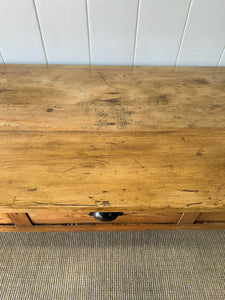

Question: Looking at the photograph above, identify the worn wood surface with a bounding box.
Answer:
[0,65,225,132]
[0,130,225,213]
[0,65,225,216]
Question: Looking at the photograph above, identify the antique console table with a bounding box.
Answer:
[0,65,224,231]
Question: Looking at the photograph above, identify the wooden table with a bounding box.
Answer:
[0,65,225,231]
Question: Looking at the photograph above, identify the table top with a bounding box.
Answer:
[0,65,225,213]
[0,65,225,132]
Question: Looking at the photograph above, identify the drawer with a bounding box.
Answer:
[28,212,182,225]
[0,213,14,224]
[196,212,225,223]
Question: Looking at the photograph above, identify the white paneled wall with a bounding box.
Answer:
[0,0,224,66]
[35,0,90,64]
[177,0,225,66]
[135,0,190,66]
[88,0,138,65]
[0,0,46,64]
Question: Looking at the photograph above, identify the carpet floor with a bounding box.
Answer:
[0,230,224,300]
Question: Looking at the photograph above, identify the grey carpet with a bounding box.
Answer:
[0,230,224,300]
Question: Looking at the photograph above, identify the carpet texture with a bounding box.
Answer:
[0,230,224,300]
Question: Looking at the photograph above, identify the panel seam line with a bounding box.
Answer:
[86,0,92,65]
[175,0,193,66]
[217,45,225,67]
[133,0,140,66]
[0,50,5,64]
[32,0,48,64]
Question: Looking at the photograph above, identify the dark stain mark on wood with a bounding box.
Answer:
[27,188,37,192]
[107,92,120,95]
[93,98,121,105]
[89,196,94,199]
[156,95,169,105]
[0,89,10,93]
[194,78,209,85]
[102,191,108,193]
[196,152,202,157]
[122,189,126,191]
[96,107,134,129]
[158,131,174,134]
[186,202,203,207]
[102,201,110,206]
[46,108,54,112]
[95,200,101,203]
[179,189,199,193]
[78,161,106,168]
[210,104,220,110]
[182,136,186,142]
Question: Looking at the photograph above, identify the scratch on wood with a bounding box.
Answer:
[179,189,199,193]
[27,188,37,192]
[186,202,203,207]
[134,160,145,169]
[98,72,108,86]
[64,167,76,172]
[217,184,225,192]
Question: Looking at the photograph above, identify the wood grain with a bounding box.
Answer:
[0,65,225,221]
[0,65,225,132]
[0,130,225,213]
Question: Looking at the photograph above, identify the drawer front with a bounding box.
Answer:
[28,212,182,225]
[0,213,13,224]
[196,212,225,223]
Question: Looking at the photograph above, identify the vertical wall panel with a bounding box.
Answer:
[35,0,90,64]
[177,0,225,66]
[218,48,225,67]
[0,0,46,64]
[135,0,190,66]
[0,52,4,64]
[88,0,138,65]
